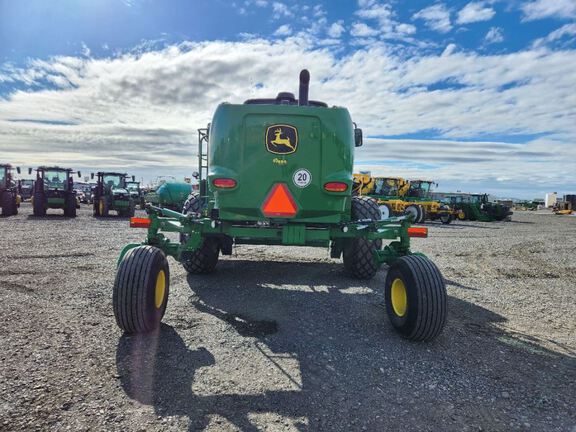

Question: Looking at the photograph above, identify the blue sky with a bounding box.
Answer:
[1,0,575,198]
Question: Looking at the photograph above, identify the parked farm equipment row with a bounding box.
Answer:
[352,173,460,224]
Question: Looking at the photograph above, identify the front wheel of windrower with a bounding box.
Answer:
[384,255,447,341]
[113,246,170,334]
[181,237,220,274]
[343,238,379,279]
[343,196,382,279]
[440,214,451,224]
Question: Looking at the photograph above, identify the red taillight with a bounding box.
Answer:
[407,227,428,238]
[262,183,298,218]
[324,182,348,192]
[130,217,151,228]
[213,178,237,188]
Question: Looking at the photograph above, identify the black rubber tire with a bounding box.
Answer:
[33,193,46,216]
[440,214,452,224]
[182,192,202,214]
[99,198,109,217]
[1,191,16,216]
[113,246,170,334]
[343,196,382,279]
[64,195,77,217]
[404,204,422,224]
[93,196,100,216]
[417,205,426,223]
[11,195,18,215]
[384,255,447,342]
[180,192,220,274]
[127,201,136,218]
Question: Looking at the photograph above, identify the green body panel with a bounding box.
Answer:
[113,200,130,208]
[208,103,354,224]
[117,86,419,271]
[47,197,65,207]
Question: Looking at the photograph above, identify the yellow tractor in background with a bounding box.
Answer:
[353,173,461,224]
[406,179,463,224]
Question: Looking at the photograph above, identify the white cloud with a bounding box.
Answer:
[532,23,576,47]
[271,1,293,18]
[350,22,380,37]
[355,1,418,40]
[274,24,292,36]
[327,21,345,38]
[0,38,575,194]
[413,4,452,33]
[485,27,504,44]
[441,43,458,56]
[522,0,576,21]
[396,23,417,35]
[457,2,496,24]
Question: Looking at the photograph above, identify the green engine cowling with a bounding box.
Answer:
[208,102,355,224]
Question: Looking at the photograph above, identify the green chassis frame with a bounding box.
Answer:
[118,205,418,268]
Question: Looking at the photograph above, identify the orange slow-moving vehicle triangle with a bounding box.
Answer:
[262,183,298,217]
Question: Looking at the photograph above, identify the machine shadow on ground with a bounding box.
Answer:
[26,214,77,220]
[430,222,504,230]
[116,259,576,431]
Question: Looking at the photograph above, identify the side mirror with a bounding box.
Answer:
[192,171,200,179]
[354,127,363,147]
[132,175,135,182]
[91,173,94,180]
[28,168,32,175]
[16,167,21,174]
[77,171,82,178]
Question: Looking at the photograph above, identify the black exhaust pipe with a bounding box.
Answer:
[298,69,310,106]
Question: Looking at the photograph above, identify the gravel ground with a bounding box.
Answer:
[1,204,575,431]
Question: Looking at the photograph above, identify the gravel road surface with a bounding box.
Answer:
[1,204,575,431]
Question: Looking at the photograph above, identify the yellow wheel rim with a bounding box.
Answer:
[99,199,104,215]
[458,212,465,220]
[154,270,166,309]
[391,278,407,317]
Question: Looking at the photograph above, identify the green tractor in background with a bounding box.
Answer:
[113,70,447,342]
[448,193,512,222]
[126,180,146,209]
[92,172,136,217]
[19,179,35,201]
[30,166,81,217]
[1,163,21,216]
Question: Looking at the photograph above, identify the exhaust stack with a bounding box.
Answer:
[298,69,310,106]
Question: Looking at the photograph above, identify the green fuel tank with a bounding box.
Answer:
[147,181,192,211]
[207,73,356,224]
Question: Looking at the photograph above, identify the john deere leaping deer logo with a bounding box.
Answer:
[266,125,298,154]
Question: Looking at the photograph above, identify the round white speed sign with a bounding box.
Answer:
[292,169,312,188]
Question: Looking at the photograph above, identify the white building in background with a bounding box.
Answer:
[545,192,557,208]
